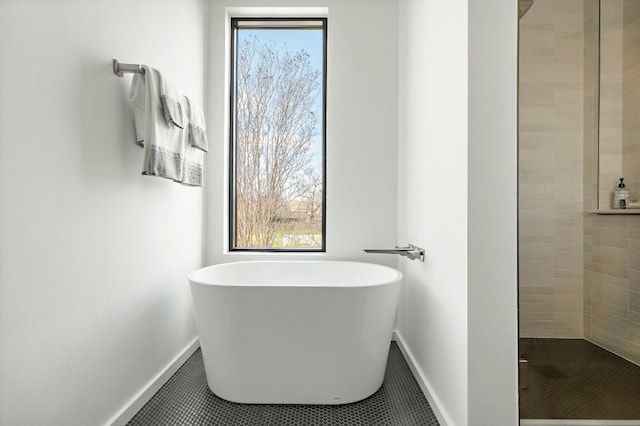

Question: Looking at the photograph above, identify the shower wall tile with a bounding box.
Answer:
[629,270,640,292]
[519,0,584,339]
[592,234,628,249]
[556,311,583,322]
[587,213,640,365]
[630,290,640,314]
[592,295,628,320]
[555,324,583,338]
[520,286,555,296]
[598,0,624,208]
[592,312,628,337]
[630,342,640,365]
[592,325,628,357]
[583,0,597,337]
[622,0,640,199]
[521,0,639,361]
[521,297,555,306]
[520,303,555,314]
[630,322,640,365]
[520,328,556,338]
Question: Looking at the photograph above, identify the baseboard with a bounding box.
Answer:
[106,337,201,426]
[392,330,453,426]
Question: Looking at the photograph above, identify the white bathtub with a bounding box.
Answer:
[188,260,402,405]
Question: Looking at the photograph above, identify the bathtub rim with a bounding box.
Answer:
[188,260,403,288]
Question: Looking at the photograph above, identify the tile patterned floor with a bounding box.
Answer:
[519,338,640,420]
[128,342,439,425]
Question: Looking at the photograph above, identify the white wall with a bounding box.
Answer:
[397,0,518,425]
[467,0,519,424]
[205,0,399,266]
[397,1,469,424]
[0,1,205,425]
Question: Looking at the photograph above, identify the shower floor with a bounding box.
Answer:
[519,338,640,420]
[127,342,439,425]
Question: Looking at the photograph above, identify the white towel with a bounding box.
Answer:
[180,130,205,187]
[159,73,185,129]
[185,96,208,152]
[179,97,206,186]
[128,66,203,186]
[128,73,146,147]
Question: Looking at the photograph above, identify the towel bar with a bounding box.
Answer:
[113,59,144,77]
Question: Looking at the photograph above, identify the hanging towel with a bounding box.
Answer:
[178,96,206,186]
[184,96,209,152]
[159,73,185,129]
[180,125,205,186]
[128,66,203,186]
[129,73,146,147]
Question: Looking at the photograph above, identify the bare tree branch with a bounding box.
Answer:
[234,35,322,248]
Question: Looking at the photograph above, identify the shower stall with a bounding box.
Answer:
[518,0,640,422]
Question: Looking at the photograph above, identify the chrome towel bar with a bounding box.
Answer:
[363,244,425,262]
[113,59,144,77]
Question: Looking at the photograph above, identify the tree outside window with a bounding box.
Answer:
[230,19,326,251]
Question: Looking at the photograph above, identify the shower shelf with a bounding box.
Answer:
[587,209,640,215]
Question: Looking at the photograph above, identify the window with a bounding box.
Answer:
[229,18,327,252]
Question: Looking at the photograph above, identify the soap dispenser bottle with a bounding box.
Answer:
[613,178,630,209]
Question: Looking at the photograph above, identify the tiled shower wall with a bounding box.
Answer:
[519,0,585,338]
[622,0,640,196]
[596,0,640,205]
[597,0,624,208]
[583,0,598,340]
[584,0,640,365]
[520,0,640,365]
[585,215,640,364]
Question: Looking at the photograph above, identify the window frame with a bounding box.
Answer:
[228,17,328,253]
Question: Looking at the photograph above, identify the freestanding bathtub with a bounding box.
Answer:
[188,260,402,405]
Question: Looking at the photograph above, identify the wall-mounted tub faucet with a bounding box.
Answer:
[363,244,425,262]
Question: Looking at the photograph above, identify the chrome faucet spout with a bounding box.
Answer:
[363,244,425,262]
